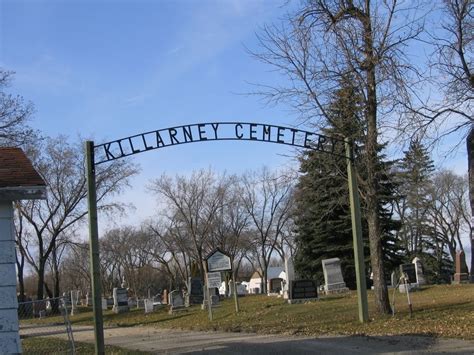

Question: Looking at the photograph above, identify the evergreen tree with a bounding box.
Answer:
[395,139,435,256]
[294,79,402,289]
[394,138,455,283]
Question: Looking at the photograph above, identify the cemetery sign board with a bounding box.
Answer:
[206,248,232,272]
[207,272,222,289]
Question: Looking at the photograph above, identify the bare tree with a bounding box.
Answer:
[251,0,426,313]
[148,169,233,280]
[60,242,91,294]
[428,170,471,270]
[15,136,138,300]
[145,216,194,287]
[409,0,473,137]
[0,69,35,146]
[241,168,294,293]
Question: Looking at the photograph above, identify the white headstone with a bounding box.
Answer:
[283,256,295,299]
[322,258,349,294]
[412,257,426,285]
[101,298,108,311]
[144,299,154,313]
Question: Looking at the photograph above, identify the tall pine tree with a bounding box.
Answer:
[392,138,453,283]
[294,79,402,289]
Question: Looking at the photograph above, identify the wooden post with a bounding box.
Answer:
[345,138,369,323]
[85,141,105,354]
[232,271,240,313]
[204,262,213,321]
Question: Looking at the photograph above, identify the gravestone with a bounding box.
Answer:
[412,257,426,285]
[288,280,318,304]
[283,256,295,299]
[144,299,154,313]
[101,298,108,311]
[137,299,145,309]
[229,281,246,297]
[453,250,469,284]
[168,290,185,314]
[187,277,204,305]
[399,264,416,283]
[322,258,349,294]
[162,289,168,305]
[201,292,220,309]
[399,263,418,293]
[128,298,137,308]
[112,287,129,314]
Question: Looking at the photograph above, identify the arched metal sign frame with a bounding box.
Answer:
[85,122,368,354]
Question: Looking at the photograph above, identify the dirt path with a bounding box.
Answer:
[65,325,474,354]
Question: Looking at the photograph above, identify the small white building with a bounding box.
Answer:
[248,267,286,294]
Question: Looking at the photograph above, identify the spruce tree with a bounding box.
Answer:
[294,79,402,289]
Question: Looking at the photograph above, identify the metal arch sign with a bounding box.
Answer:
[93,122,346,165]
[84,121,368,353]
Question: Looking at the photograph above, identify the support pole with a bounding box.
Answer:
[345,138,369,323]
[232,271,240,313]
[203,262,213,321]
[85,141,105,354]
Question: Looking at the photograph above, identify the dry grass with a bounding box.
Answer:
[27,284,474,340]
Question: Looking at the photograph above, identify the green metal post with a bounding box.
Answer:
[85,141,105,354]
[345,138,369,323]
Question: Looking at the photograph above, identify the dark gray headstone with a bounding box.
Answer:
[400,264,416,284]
[187,277,204,304]
[169,290,184,308]
[289,280,318,300]
[113,287,129,314]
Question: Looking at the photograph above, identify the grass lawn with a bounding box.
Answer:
[21,337,149,354]
[23,284,474,340]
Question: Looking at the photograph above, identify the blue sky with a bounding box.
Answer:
[2,0,302,226]
[1,0,469,235]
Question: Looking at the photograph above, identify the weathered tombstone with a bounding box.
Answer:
[144,299,154,314]
[412,257,426,285]
[101,298,108,311]
[283,256,295,299]
[453,250,469,284]
[168,290,185,314]
[288,280,318,304]
[162,289,168,305]
[112,287,129,314]
[187,277,204,305]
[322,258,349,294]
[128,297,137,308]
[137,298,145,309]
